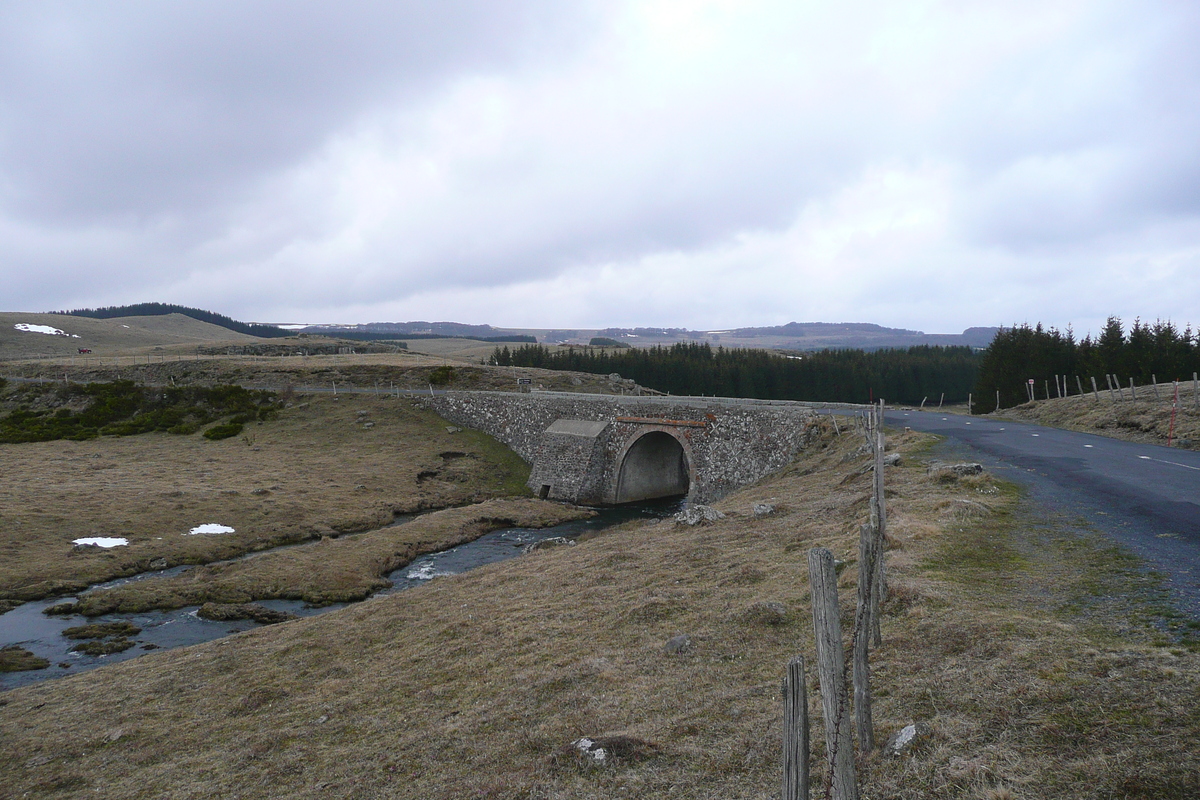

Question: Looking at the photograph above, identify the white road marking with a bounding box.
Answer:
[1084,444,1094,448]
[1138,456,1200,471]
[1032,434,1039,437]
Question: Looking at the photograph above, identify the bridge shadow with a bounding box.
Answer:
[614,431,690,503]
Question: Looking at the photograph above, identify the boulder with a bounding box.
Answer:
[522,537,576,554]
[673,505,726,526]
[148,557,169,570]
[663,634,692,654]
[566,735,661,767]
[884,721,930,757]
[928,461,983,477]
[751,502,776,517]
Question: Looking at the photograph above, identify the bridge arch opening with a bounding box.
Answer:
[615,431,690,503]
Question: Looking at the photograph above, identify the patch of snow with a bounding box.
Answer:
[73,537,128,548]
[14,323,79,338]
[121,324,130,328]
[187,523,235,535]
[405,562,454,581]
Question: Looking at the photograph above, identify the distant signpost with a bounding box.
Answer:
[517,378,532,385]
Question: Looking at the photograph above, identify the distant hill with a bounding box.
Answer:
[55,303,289,339]
[293,320,999,351]
[0,312,264,359]
[301,321,502,339]
[598,322,1000,351]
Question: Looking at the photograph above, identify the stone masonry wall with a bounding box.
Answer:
[420,391,820,504]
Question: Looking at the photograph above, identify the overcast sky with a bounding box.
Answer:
[2,1,1199,336]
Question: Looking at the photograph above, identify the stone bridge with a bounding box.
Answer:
[420,391,825,505]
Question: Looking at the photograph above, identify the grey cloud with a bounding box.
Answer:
[0,1,593,224]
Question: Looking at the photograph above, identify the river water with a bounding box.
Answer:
[0,498,683,691]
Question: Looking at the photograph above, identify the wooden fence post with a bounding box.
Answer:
[1076,375,1085,398]
[808,547,859,800]
[1194,373,1198,412]
[1129,377,1137,402]
[967,393,972,415]
[1152,375,1160,401]
[782,655,810,800]
[854,523,876,754]
[995,390,1000,412]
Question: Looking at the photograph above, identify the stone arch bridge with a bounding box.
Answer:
[420,391,826,505]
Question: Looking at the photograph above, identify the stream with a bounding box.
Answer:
[1,497,683,691]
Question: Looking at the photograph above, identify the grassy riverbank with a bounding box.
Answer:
[0,392,532,602]
[69,498,594,614]
[2,423,1196,798]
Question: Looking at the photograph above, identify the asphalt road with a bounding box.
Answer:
[888,409,1200,617]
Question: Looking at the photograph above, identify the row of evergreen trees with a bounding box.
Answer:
[490,342,981,405]
[974,318,1200,408]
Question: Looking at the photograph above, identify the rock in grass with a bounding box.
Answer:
[197,602,298,624]
[927,461,983,480]
[566,735,661,768]
[664,634,692,654]
[673,505,725,526]
[751,502,776,517]
[884,721,930,757]
[862,452,902,472]
[0,646,50,672]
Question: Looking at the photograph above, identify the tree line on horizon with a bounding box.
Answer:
[490,341,981,405]
[974,317,1200,409]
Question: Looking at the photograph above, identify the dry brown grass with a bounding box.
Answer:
[1,422,1197,799]
[995,387,1200,448]
[0,312,262,360]
[6,348,633,396]
[0,393,532,601]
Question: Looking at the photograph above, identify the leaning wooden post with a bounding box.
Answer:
[1129,377,1137,402]
[782,655,810,800]
[808,548,859,800]
[1076,375,1085,398]
[995,389,1000,412]
[870,401,887,648]
[854,523,876,754]
[1152,375,1160,401]
[1091,376,1100,402]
